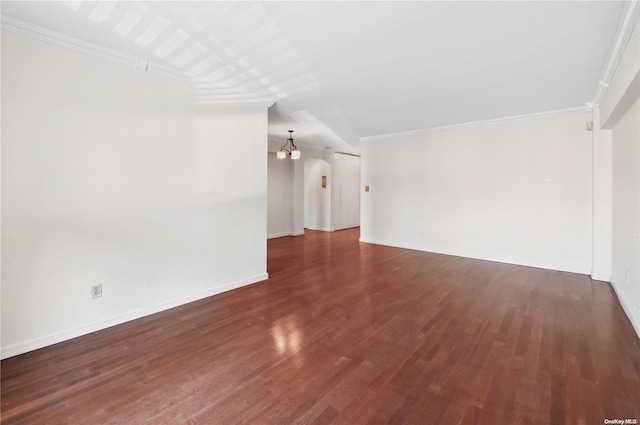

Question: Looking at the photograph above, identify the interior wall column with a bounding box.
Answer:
[291,157,305,236]
[325,147,336,231]
[592,106,613,282]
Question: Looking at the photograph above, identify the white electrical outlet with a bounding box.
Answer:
[91,283,102,299]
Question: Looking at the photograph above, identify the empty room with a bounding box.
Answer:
[1,1,640,424]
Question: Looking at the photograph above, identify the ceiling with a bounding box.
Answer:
[0,1,628,153]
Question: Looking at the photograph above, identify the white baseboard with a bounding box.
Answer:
[358,237,590,275]
[0,273,269,360]
[306,227,333,232]
[609,279,640,340]
[268,231,305,239]
[591,273,611,282]
[268,232,293,239]
[359,239,639,339]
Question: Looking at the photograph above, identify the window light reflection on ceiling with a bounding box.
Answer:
[88,2,115,24]
[171,42,206,68]
[153,30,189,58]
[134,14,170,48]
[166,3,191,16]
[59,0,314,104]
[63,1,82,12]
[205,65,237,81]
[113,2,149,37]
[236,59,250,68]
[189,58,217,76]
[219,3,266,38]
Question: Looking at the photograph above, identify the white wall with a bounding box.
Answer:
[266,142,324,238]
[600,13,640,130]
[591,107,613,282]
[361,111,592,274]
[267,153,292,238]
[333,153,361,230]
[602,16,640,337]
[291,159,305,236]
[304,158,332,231]
[1,31,268,358]
[611,97,640,335]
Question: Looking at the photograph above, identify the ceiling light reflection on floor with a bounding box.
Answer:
[270,323,303,357]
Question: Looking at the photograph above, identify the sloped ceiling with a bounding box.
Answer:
[0,1,627,153]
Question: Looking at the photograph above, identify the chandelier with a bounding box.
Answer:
[277,130,300,159]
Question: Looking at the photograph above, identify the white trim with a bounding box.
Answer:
[357,239,638,340]
[591,273,611,282]
[0,15,275,107]
[609,279,640,339]
[0,273,269,360]
[1,14,137,67]
[590,0,640,107]
[358,237,590,275]
[267,231,305,239]
[268,232,294,239]
[360,107,586,142]
[305,226,333,232]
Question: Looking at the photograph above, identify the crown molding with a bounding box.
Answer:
[589,0,640,107]
[2,14,143,67]
[360,106,587,143]
[0,14,276,107]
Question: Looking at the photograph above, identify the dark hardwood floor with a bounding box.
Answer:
[2,228,640,424]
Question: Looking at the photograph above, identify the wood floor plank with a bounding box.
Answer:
[2,228,640,424]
